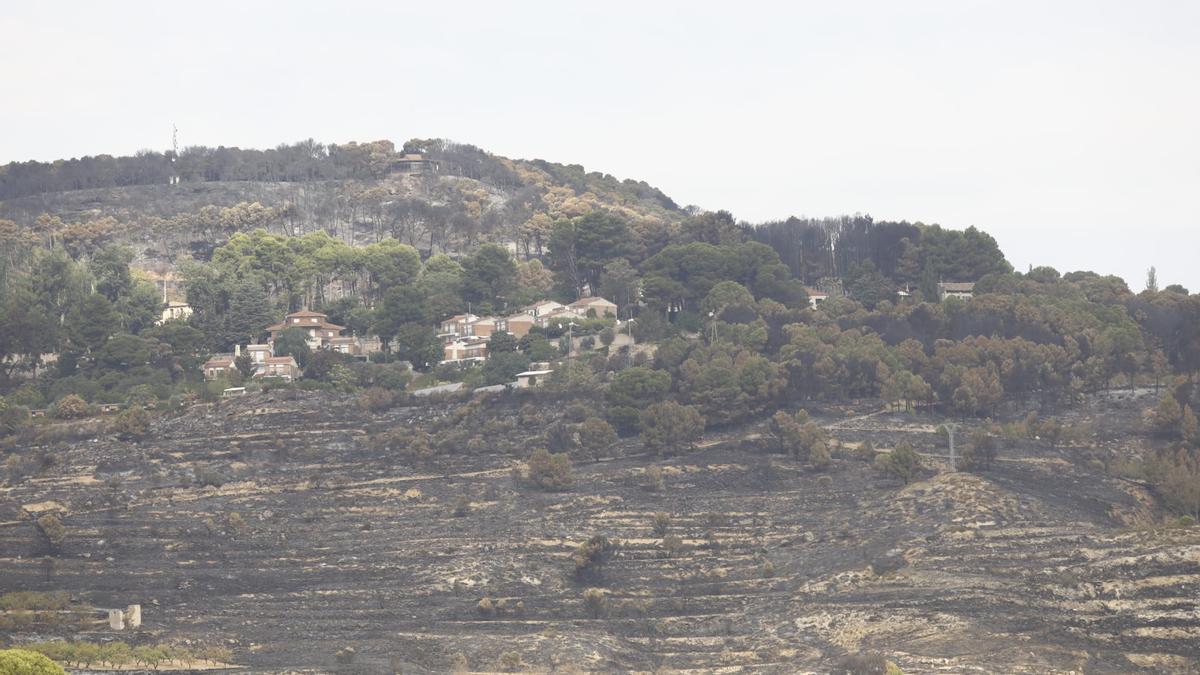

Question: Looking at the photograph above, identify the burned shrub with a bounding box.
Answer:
[651,512,672,537]
[36,514,66,553]
[573,534,617,582]
[582,588,608,617]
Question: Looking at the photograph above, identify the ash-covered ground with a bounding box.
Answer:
[2,389,1198,673]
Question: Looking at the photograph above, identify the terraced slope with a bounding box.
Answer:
[1,392,1198,673]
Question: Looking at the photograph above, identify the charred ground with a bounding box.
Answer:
[1,389,1198,674]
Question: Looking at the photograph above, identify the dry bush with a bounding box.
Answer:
[52,394,89,419]
[527,448,574,491]
[651,512,671,537]
[358,387,396,413]
[582,588,608,617]
[496,650,522,672]
[643,465,665,491]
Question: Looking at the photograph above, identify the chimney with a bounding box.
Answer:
[235,344,241,357]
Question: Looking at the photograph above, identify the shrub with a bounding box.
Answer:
[36,514,66,552]
[0,649,66,675]
[111,406,150,440]
[52,394,89,419]
[817,474,834,488]
[496,651,522,672]
[452,495,472,517]
[640,401,705,456]
[334,647,355,664]
[527,448,574,491]
[651,512,672,537]
[875,443,921,485]
[449,652,470,673]
[573,534,617,581]
[643,465,665,491]
[810,441,831,470]
[582,588,608,617]
[760,560,776,578]
[564,403,590,423]
[578,417,617,461]
[477,597,495,617]
[661,535,686,558]
[358,387,396,413]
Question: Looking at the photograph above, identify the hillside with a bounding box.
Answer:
[1,388,1198,673]
[3,139,1200,674]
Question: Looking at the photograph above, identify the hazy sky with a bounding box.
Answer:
[3,1,1198,290]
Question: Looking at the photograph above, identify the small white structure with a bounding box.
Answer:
[412,382,464,397]
[108,609,125,630]
[158,301,193,324]
[515,369,554,388]
[125,604,141,628]
[222,387,247,398]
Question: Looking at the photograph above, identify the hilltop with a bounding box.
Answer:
[0,139,685,271]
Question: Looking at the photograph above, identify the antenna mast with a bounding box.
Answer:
[169,124,180,186]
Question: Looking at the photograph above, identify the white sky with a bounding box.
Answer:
[3,1,1198,291]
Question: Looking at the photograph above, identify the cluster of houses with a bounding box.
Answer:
[438,296,617,365]
[202,309,381,382]
[201,296,619,382]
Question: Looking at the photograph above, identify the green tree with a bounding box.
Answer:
[640,400,705,455]
[1182,405,1199,447]
[273,327,312,368]
[578,417,618,461]
[393,323,442,370]
[605,367,672,434]
[599,259,641,316]
[1154,391,1184,437]
[488,330,518,354]
[65,293,120,353]
[481,351,531,386]
[548,212,631,296]
[876,442,921,484]
[462,244,517,311]
[0,648,67,674]
[225,279,275,346]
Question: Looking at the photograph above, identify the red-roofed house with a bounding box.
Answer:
[266,310,346,349]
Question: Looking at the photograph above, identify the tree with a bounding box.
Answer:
[488,330,517,354]
[1154,391,1184,437]
[225,279,275,346]
[548,212,631,296]
[235,352,255,378]
[640,400,705,455]
[481,351,531,386]
[578,417,618,461]
[273,327,312,368]
[599,259,641,316]
[1182,405,1200,447]
[65,293,119,353]
[0,649,67,675]
[462,244,517,311]
[604,367,672,434]
[393,323,442,370]
[1146,266,1159,293]
[876,443,921,484]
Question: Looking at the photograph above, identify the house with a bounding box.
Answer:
[440,313,479,337]
[245,344,272,365]
[393,153,438,174]
[266,310,346,349]
[937,282,976,301]
[256,355,300,381]
[504,313,536,338]
[442,338,489,364]
[520,300,565,318]
[569,296,618,318]
[805,288,830,308]
[202,354,236,381]
[468,317,500,339]
[158,301,193,324]
[515,369,554,388]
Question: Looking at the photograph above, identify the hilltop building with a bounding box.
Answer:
[937,282,976,301]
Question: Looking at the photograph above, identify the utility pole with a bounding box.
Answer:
[945,423,959,471]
